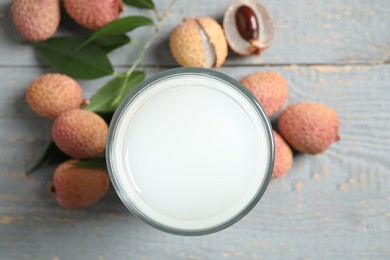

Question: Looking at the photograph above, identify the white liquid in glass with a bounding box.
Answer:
[110,74,270,231]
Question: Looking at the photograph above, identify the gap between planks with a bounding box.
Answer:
[0,61,389,70]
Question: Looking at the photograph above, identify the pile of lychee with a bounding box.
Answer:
[239,71,340,178]
[19,0,340,212]
[26,74,110,209]
[169,2,340,178]
[12,0,124,41]
[11,0,128,210]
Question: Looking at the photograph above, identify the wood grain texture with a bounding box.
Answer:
[1,0,389,258]
[0,0,389,66]
[1,65,389,259]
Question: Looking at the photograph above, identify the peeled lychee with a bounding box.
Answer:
[170,17,228,68]
[26,74,84,119]
[272,131,293,178]
[278,102,340,154]
[64,0,124,30]
[52,109,108,159]
[240,71,288,117]
[12,0,60,41]
[52,160,110,209]
[223,0,275,56]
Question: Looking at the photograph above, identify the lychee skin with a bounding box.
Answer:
[52,109,108,159]
[12,0,60,42]
[272,131,293,178]
[64,0,124,30]
[52,160,110,209]
[170,17,228,68]
[26,74,84,119]
[240,71,288,117]
[196,17,228,68]
[278,102,340,154]
[170,18,205,67]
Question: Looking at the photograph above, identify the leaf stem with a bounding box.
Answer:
[125,0,176,77]
[131,39,146,50]
[112,0,176,107]
[153,8,162,21]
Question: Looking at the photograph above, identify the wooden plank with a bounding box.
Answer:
[0,65,389,259]
[0,0,389,67]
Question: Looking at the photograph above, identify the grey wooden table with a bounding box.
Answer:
[1,0,390,259]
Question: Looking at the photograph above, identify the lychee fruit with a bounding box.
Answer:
[278,102,340,154]
[170,17,228,68]
[52,160,110,209]
[223,1,275,56]
[11,0,60,42]
[272,131,293,178]
[240,71,288,117]
[64,0,124,30]
[26,74,84,119]
[52,109,108,159]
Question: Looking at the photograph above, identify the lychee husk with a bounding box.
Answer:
[52,160,110,209]
[170,17,228,68]
[196,17,228,68]
[64,0,124,30]
[223,0,275,56]
[272,131,293,178]
[278,102,340,154]
[26,74,84,119]
[11,0,60,42]
[170,18,206,68]
[240,71,288,117]
[52,109,108,159]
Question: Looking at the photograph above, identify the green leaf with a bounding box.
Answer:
[79,16,153,49]
[85,71,145,113]
[123,0,155,9]
[27,142,70,174]
[95,112,115,124]
[93,34,131,53]
[73,159,107,169]
[37,37,114,79]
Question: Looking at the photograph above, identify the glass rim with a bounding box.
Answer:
[106,67,275,236]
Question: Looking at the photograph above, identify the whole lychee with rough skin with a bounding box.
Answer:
[51,160,110,209]
[52,109,108,159]
[272,131,293,178]
[11,0,60,41]
[170,17,228,68]
[240,71,288,117]
[26,74,84,119]
[278,102,340,154]
[64,0,124,30]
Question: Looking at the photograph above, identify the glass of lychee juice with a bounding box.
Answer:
[106,68,274,235]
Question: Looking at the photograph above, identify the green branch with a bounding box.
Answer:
[112,0,177,107]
